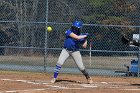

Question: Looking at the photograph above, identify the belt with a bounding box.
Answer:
[64,47,78,52]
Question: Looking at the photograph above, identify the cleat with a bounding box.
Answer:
[87,77,93,84]
[51,78,56,83]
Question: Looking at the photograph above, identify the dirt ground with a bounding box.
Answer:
[0,71,140,93]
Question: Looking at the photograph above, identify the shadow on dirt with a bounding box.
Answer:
[56,79,83,84]
[131,84,140,86]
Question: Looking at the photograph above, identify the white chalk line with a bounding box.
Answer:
[122,89,140,90]
[1,78,50,85]
[4,88,140,93]
[0,78,140,92]
[5,87,86,93]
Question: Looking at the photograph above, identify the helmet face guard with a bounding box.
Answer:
[71,26,81,35]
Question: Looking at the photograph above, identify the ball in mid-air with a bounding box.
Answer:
[47,26,52,32]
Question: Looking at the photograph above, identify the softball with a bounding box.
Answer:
[47,26,52,32]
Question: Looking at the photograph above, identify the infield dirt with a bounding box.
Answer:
[0,71,140,93]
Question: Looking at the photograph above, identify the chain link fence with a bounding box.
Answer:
[0,0,140,76]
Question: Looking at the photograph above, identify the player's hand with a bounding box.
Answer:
[84,33,90,36]
[82,40,87,48]
[82,33,90,38]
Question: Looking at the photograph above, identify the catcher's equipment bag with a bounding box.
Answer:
[130,59,138,73]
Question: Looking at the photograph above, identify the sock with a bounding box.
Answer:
[53,64,61,78]
[81,69,90,79]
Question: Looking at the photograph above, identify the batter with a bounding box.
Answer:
[51,21,93,84]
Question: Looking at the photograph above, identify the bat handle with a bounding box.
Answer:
[89,39,92,66]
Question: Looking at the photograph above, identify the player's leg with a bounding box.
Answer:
[71,51,93,84]
[51,49,69,83]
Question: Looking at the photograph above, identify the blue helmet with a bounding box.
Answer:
[72,21,83,28]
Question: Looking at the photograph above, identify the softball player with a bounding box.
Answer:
[51,21,93,84]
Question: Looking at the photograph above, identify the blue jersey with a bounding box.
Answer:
[64,30,85,51]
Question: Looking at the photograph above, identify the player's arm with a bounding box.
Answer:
[69,32,87,40]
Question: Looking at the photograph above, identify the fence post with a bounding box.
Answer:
[44,0,49,72]
[138,28,140,77]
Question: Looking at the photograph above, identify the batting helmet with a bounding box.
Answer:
[72,21,83,28]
